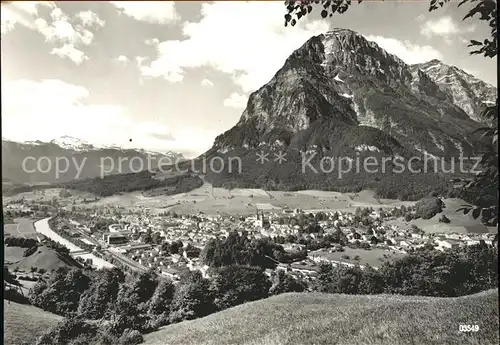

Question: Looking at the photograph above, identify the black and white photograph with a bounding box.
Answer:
[2,1,498,344]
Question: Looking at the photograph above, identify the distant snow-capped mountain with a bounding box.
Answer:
[2,137,186,184]
[49,136,96,151]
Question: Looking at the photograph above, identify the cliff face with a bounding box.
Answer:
[411,59,497,123]
[211,29,493,159]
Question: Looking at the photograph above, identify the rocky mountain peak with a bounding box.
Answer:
[49,135,95,151]
[212,28,494,160]
[412,59,497,122]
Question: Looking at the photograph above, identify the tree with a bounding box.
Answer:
[285,0,495,57]
[29,267,91,316]
[105,271,158,334]
[3,265,17,285]
[269,270,307,295]
[284,0,498,225]
[414,197,444,219]
[148,279,175,316]
[200,232,279,268]
[151,232,163,245]
[358,265,384,294]
[169,271,215,323]
[210,265,271,310]
[77,268,125,320]
[36,318,99,345]
[439,214,451,223]
[184,243,202,258]
[169,240,183,254]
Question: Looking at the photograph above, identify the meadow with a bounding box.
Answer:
[143,289,499,345]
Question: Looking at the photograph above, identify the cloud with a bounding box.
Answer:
[137,2,330,92]
[110,1,180,24]
[35,7,98,46]
[1,3,104,64]
[50,44,89,65]
[75,10,105,28]
[223,92,248,109]
[145,38,160,46]
[416,14,426,22]
[1,1,55,35]
[365,35,443,65]
[420,16,475,45]
[201,78,214,87]
[2,79,215,154]
[164,127,219,157]
[117,55,130,64]
[2,79,128,144]
[135,121,171,135]
[150,133,175,141]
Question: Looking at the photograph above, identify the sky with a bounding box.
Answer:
[1,1,497,158]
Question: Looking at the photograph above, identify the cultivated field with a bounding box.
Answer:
[9,246,82,273]
[3,188,96,207]
[310,247,406,267]
[4,185,494,235]
[70,184,492,234]
[4,246,27,265]
[3,218,39,239]
[81,183,415,216]
[386,198,498,234]
[143,289,499,345]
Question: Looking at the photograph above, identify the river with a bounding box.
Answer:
[34,217,114,269]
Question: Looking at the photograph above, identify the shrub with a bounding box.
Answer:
[4,286,30,304]
[59,190,72,198]
[414,197,444,219]
[411,224,423,234]
[23,245,38,257]
[118,329,143,345]
[439,215,451,223]
[35,318,98,345]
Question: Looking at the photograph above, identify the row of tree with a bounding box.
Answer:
[315,243,498,297]
[29,263,305,345]
[22,236,498,345]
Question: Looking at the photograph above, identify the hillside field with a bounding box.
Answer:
[144,289,499,345]
[3,218,39,239]
[4,301,63,345]
[8,245,82,273]
[5,289,497,345]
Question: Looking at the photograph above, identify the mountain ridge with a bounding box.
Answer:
[2,137,186,184]
[211,29,493,156]
[197,28,495,199]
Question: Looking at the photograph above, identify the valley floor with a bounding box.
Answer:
[31,184,496,234]
[5,186,497,235]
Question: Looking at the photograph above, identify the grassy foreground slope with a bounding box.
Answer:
[4,301,62,345]
[144,289,499,345]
